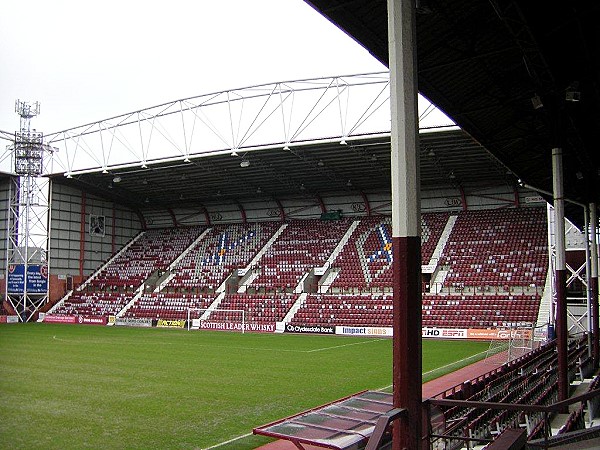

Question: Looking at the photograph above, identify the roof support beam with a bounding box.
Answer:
[201,204,211,227]
[135,209,147,231]
[235,200,247,224]
[275,198,286,221]
[168,208,178,227]
[315,195,326,214]
[388,1,422,449]
[79,192,86,278]
[552,147,568,407]
[111,205,116,256]
[360,191,371,216]
[459,186,467,211]
[590,203,599,367]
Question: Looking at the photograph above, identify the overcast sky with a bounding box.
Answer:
[1,0,389,135]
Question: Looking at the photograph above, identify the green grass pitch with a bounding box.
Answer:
[0,324,490,449]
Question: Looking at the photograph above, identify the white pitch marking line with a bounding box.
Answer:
[202,432,253,450]
[305,338,387,353]
[376,348,492,392]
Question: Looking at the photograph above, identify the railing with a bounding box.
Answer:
[423,388,600,449]
[364,408,406,450]
[427,282,543,296]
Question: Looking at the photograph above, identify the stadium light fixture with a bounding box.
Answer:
[102,168,108,174]
[340,138,347,145]
[531,94,543,110]
[565,82,581,102]
[230,150,239,157]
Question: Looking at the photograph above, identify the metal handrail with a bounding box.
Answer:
[424,387,600,449]
[364,408,406,450]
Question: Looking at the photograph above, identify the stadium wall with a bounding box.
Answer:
[114,184,544,228]
[49,183,140,283]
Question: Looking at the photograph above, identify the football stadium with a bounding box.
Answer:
[1,1,600,449]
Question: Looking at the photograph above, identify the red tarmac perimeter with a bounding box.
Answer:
[256,353,506,450]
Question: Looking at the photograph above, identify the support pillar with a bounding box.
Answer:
[79,192,86,278]
[584,205,592,359]
[552,147,568,404]
[387,0,422,448]
[590,203,599,367]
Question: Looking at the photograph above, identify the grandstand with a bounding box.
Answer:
[1,0,599,449]
[40,208,548,334]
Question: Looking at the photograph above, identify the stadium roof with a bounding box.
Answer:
[50,128,516,212]
[253,390,394,449]
[305,0,600,228]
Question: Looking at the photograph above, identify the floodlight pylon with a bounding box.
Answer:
[5,101,56,322]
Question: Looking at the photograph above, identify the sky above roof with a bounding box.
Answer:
[0,0,388,135]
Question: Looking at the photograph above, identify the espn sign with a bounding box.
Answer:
[441,329,467,338]
[422,327,467,339]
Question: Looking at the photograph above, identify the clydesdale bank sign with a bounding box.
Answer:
[284,324,335,334]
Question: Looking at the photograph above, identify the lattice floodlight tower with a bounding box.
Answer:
[5,100,56,322]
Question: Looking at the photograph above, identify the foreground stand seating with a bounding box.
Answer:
[431,335,593,447]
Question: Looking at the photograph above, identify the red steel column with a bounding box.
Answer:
[111,204,116,256]
[388,0,422,449]
[79,192,86,278]
[552,147,568,404]
[590,203,599,367]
